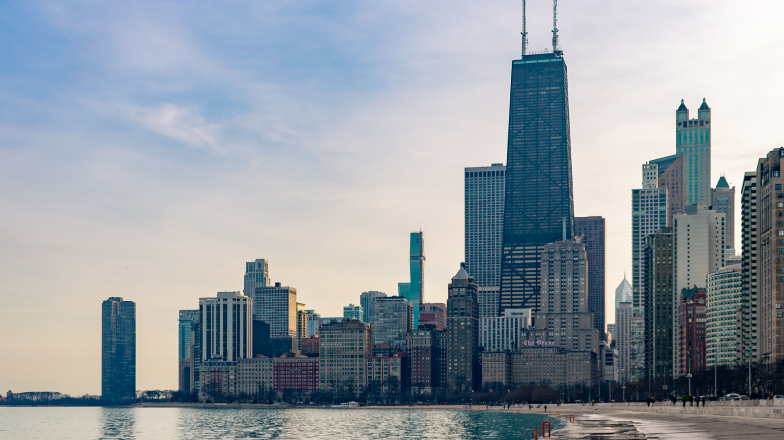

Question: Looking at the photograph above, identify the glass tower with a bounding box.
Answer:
[102,297,136,400]
[398,231,425,327]
[499,49,574,314]
[676,99,712,206]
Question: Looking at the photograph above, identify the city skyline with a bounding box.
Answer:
[3,1,784,395]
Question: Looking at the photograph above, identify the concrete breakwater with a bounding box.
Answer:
[556,402,784,420]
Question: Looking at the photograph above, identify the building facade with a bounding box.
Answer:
[318,319,371,392]
[676,99,712,207]
[741,172,759,364]
[360,291,386,323]
[446,264,480,390]
[677,287,707,375]
[254,282,297,339]
[754,148,784,364]
[237,357,273,397]
[398,231,425,328]
[199,291,253,362]
[481,351,511,387]
[273,354,319,392]
[478,287,501,318]
[643,227,675,381]
[510,348,597,388]
[418,303,446,330]
[407,325,446,392]
[631,186,669,315]
[102,297,136,400]
[500,46,574,316]
[371,296,413,350]
[575,216,607,339]
[673,206,725,375]
[479,308,530,352]
[616,302,633,383]
[367,354,403,394]
[465,163,505,290]
[649,153,684,227]
[706,264,742,368]
[244,259,269,297]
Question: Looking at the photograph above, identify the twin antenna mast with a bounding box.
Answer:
[521,0,559,57]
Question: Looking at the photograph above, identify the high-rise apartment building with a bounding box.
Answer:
[520,240,599,354]
[706,264,742,368]
[199,291,253,362]
[499,14,574,315]
[631,184,669,315]
[643,227,675,381]
[479,308,530,352]
[673,206,725,375]
[419,303,446,330]
[712,177,735,251]
[254,282,297,339]
[360,291,386,323]
[648,154,684,227]
[446,264,480,389]
[614,276,632,310]
[296,302,307,339]
[616,302,633,383]
[575,216,606,339]
[371,296,413,350]
[676,99,712,206]
[318,319,371,392]
[741,172,759,364]
[343,303,363,321]
[607,323,616,343]
[179,309,199,362]
[407,324,447,392]
[753,148,784,364]
[398,232,425,328]
[102,297,136,400]
[465,163,505,290]
[677,287,707,374]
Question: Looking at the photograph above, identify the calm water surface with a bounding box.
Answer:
[0,407,563,440]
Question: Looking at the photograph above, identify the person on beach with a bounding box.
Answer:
[544,405,547,413]
[682,395,687,407]
[646,397,651,407]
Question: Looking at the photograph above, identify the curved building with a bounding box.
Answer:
[706,264,742,367]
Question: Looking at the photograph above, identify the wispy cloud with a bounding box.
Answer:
[125,103,221,150]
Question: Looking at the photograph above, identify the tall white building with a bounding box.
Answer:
[614,276,632,311]
[465,164,505,290]
[244,259,269,298]
[706,264,742,368]
[478,286,501,318]
[631,162,669,315]
[673,205,725,375]
[199,291,253,362]
[479,308,530,352]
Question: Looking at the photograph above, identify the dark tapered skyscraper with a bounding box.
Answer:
[102,297,136,400]
[500,2,574,314]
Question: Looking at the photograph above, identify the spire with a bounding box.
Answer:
[699,98,710,110]
[677,99,688,112]
[552,0,559,53]
[521,0,528,57]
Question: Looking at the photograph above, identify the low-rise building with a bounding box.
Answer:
[236,357,273,396]
[367,354,403,394]
[510,347,597,388]
[199,360,237,402]
[273,353,319,392]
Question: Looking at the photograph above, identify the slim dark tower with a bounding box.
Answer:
[500,0,574,314]
[102,297,136,400]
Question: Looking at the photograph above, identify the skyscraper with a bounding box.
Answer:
[244,259,269,297]
[465,163,505,290]
[648,154,684,227]
[706,264,742,368]
[616,302,633,384]
[676,99,712,206]
[741,172,758,364]
[102,297,136,400]
[398,231,425,327]
[575,216,606,339]
[500,4,574,315]
[631,163,669,315]
[359,291,386,323]
[371,296,413,350]
[712,176,735,251]
[642,227,674,383]
[446,263,480,390]
[179,309,199,362]
[199,291,253,362]
[614,276,632,310]
[343,303,363,321]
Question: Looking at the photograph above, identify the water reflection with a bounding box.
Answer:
[99,407,136,439]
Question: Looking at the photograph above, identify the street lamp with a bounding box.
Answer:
[622,385,626,402]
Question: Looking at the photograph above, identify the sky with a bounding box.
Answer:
[2,0,784,396]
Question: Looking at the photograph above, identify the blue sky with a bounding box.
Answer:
[3,0,784,394]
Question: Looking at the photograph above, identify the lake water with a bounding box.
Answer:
[0,407,563,439]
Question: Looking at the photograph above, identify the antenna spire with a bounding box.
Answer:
[552,0,559,53]
[521,0,528,57]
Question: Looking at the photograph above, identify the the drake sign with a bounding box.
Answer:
[522,340,555,347]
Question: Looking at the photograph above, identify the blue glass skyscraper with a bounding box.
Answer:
[398,231,425,327]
